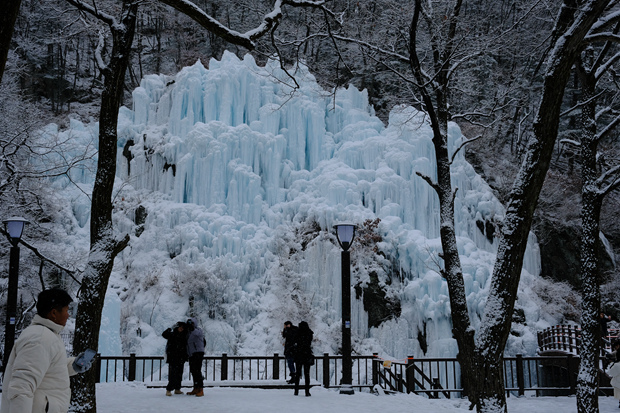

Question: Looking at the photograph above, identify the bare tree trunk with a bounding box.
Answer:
[575,52,602,413]
[408,0,478,400]
[0,0,22,84]
[408,1,612,411]
[473,2,612,411]
[68,1,137,412]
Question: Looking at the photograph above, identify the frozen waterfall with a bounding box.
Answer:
[45,51,552,360]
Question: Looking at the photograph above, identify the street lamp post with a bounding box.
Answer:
[333,223,356,395]
[2,217,28,370]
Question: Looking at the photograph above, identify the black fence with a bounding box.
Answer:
[93,353,614,398]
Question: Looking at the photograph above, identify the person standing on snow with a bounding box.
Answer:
[1,288,92,413]
[186,317,205,397]
[293,321,314,397]
[162,321,188,396]
[282,321,298,384]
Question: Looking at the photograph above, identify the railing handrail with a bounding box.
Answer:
[537,325,619,355]
[92,352,613,399]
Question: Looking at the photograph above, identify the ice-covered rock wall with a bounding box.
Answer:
[46,52,551,359]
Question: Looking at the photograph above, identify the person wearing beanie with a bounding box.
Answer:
[185,317,205,397]
[1,288,92,413]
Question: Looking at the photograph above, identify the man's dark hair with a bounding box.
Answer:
[36,288,73,316]
[284,321,292,326]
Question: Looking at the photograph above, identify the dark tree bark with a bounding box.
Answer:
[473,2,613,411]
[575,63,602,413]
[0,0,22,84]
[408,0,477,401]
[64,1,137,412]
[61,1,311,411]
[408,1,614,411]
[575,20,620,412]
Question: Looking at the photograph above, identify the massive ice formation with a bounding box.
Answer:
[48,51,550,359]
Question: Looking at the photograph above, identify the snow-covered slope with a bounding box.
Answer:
[46,52,554,359]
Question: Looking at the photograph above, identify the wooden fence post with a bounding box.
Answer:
[516,354,525,396]
[432,377,440,399]
[221,353,228,381]
[372,353,379,387]
[406,356,414,394]
[128,354,136,382]
[323,353,330,388]
[273,353,279,380]
[95,354,101,383]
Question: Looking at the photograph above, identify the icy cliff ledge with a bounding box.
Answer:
[49,51,553,359]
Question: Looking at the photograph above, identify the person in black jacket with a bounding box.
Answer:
[293,321,314,397]
[162,322,188,396]
[282,321,298,384]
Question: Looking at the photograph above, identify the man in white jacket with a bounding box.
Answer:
[1,288,91,413]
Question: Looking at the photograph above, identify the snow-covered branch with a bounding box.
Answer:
[559,90,605,117]
[595,50,620,79]
[95,29,108,74]
[415,171,440,194]
[584,32,620,43]
[450,135,482,165]
[559,138,581,147]
[0,227,81,284]
[597,164,620,196]
[588,9,620,33]
[595,112,620,142]
[329,34,410,64]
[64,0,116,26]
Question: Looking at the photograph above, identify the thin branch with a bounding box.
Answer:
[64,0,116,26]
[598,166,620,197]
[450,135,483,165]
[595,50,620,79]
[0,228,81,284]
[95,29,108,74]
[595,112,620,142]
[559,90,606,117]
[269,22,300,90]
[415,171,440,195]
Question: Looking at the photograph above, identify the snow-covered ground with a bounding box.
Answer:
[72,383,620,412]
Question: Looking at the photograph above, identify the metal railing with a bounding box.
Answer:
[93,353,614,398]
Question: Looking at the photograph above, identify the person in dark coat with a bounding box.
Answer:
[162,321,188,396]
[186,317,205,397]
[293,321,314,397]
[282,321,298,383]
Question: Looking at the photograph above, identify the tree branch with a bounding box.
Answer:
[64,0,116,26]
[595,112,620,142]
[415,171,440,195]
[0,227,81,284]
[450,135,482,165]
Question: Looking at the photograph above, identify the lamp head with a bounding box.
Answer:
[333,223,356,251]
[3,217,28,247]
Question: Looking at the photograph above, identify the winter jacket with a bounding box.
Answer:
[293,322,314,366]
[282,325,298,357]
[607,361,620,391]
[186,317,205,356]
[0,315,77,413]
[162,324,188,363]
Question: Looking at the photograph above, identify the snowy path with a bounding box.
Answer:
[93,382,620,413]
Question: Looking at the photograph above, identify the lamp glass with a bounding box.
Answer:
[3,217,28,241]
[336,225,355,244]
